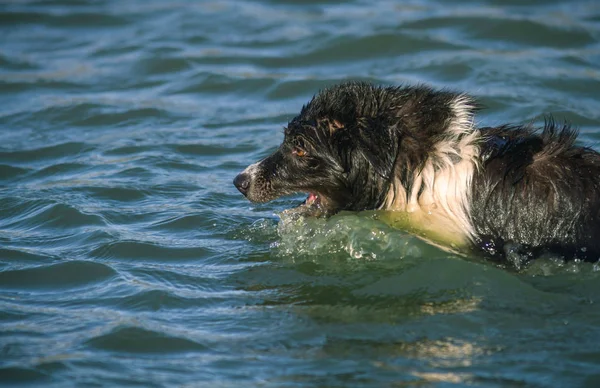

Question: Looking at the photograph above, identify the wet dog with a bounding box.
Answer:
[234,82,600,263]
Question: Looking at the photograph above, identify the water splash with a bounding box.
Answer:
[271,211,431,262]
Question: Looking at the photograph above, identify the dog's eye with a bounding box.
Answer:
[292,148,307,157]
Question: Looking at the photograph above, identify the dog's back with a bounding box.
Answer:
[472,122,600,261]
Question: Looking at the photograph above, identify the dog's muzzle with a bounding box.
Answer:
[234,162,262,199]
[233,172,250,196]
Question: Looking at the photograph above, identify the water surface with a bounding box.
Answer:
[2,0,600,386]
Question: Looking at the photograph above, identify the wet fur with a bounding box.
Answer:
[234,82,600,263]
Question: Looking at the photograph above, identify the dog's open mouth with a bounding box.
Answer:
[298,192,325,216]
[303,192,321,207]
[281,192,330,218]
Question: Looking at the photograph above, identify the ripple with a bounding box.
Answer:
[4,103,100,127]
[81,186,148,202]
[0,260,117,291]
[103,144,161,156]
[0,197,54,228]
[542,77,600,100]
[2,202,105,230]
[71,107,171,127]
[0,142,91,165]
[0,79,85,94]
[4,102,174,129]
[0,52,38,71]
[134,55,193,76]
[110,289,200,311]
[149,211,224,231]
[0,10,130,28]
[90,241,213,262]
[105,166,154,180]
[36,203,106,229]
[402,15,596,48]
[128,267,226,291]
[26,162,92,181]
[255,33,463,68]
[0,366,50,385]
[0,248,59,264]
[0,309,31,323]
[153,160,207,173]
[172,72,277,96]
[85,326,207,354]
[0,164,32,181]
[170,143,256,156]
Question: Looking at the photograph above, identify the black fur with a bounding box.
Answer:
[234,82,600,263]
[473,121,600,261]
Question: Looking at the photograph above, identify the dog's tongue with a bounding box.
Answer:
[307,193,317,203]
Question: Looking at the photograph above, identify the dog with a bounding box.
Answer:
[234,81,600,263]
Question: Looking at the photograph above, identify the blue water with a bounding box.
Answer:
[1,0,600,386]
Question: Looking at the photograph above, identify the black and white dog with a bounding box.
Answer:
[234,82,600,262]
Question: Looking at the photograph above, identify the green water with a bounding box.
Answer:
[1,0,600,386]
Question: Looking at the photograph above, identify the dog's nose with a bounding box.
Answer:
[233,173,250,195]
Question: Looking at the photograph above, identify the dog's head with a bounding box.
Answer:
[233,81,469,216]
[234,82,401,216]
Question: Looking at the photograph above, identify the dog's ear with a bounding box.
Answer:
[318,118,345,136]
[355,118,399,179]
